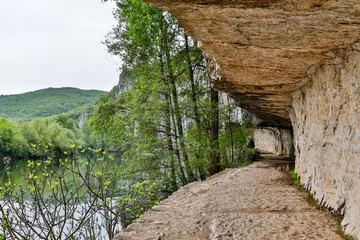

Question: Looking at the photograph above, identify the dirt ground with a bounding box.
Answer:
[114,155,341,240]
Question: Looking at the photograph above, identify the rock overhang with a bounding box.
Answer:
[142,0,360,127]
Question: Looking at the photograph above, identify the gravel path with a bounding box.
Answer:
[114,155,341,240]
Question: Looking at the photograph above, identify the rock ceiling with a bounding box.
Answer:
[143,0,360,127]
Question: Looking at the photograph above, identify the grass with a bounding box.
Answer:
[289,169,357,240]
[240,160,254,167]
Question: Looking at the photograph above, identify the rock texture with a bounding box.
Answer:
[221,93,264,125]
[78,108,91,128]
[144,0,360,127]
[114,157,340,240]
[141,0,360,238]
[254,127,293,156]
[290,47,360,237]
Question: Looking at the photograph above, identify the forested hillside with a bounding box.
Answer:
[0,87,106,122]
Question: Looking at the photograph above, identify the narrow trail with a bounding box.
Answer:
[114,154,341,240]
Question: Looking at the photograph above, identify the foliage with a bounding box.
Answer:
[0,106,107,159]
[119,177,162,228]
[0,118,29,157]
[19,119,81,158]
[218,125,258,169]
[0,1,259,238]
[0,147,163,239]
[289,169,301,187]
[80,117,109,150]
[0,87,105,122]
[91,0,257,194]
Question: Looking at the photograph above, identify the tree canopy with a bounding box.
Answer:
[91,0,258,189]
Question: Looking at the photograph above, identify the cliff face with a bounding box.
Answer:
[143,0,360,237]
[254,127,293,156]
[291,47,360,235]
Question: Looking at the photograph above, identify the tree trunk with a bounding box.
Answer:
[184,33,207,180]
[169,98,188,186]
[165,93,183,189]
[168,73,194,182]
[161,32,194,183]
[209,87,220,175]
[159,52,182,189]
[227,95,234,164]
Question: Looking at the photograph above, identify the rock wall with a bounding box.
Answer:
[221,93,264,125]
[78,108,91,129]
[290,46,360,237]
[254,127,293,156]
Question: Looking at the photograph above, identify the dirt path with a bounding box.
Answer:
[114,155,341,240]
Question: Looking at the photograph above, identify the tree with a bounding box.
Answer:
[209,87,220,175]
[0,118,28,158]
[94,0,259,185]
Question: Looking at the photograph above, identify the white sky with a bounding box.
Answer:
[0,0,120,95]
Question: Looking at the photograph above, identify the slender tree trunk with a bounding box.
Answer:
[209,87,220,175]
[227,95,234,164]
[169,98,188,186]
[162,33,195,183]
[159,52,182,189]
[169,69,195,182]
[165,93,181,190]
[184,33,207,180]
[158,14,193,184]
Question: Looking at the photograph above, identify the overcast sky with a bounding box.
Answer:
[0,0,120,95]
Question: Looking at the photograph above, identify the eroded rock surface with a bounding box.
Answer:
[291,47,360,237]
[114,158,340,240]
[144,0,360,127]
[254,127,293,156]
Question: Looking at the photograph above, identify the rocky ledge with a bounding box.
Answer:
[144,0,360,127]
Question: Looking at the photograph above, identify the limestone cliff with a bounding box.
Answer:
[291,47,360,236]
[142,0,360,238]
[78,108,91,128]
[254,127,293,156]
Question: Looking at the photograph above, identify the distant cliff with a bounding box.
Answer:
[78,108,91,128]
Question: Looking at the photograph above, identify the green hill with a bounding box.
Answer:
[0,87,106,122]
